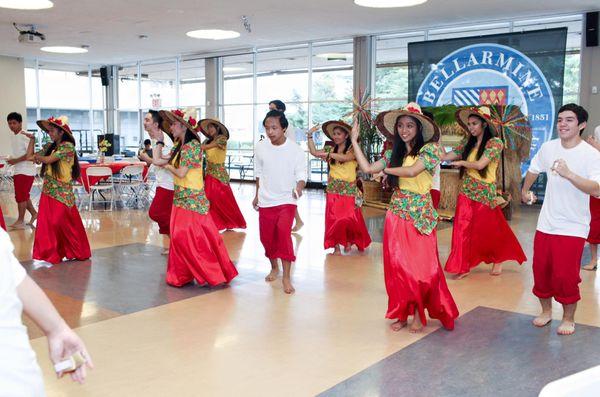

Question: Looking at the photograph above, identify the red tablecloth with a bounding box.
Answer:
[80,161,148,192]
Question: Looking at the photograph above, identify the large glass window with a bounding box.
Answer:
[179,58,206,118]
[140,60,177,110]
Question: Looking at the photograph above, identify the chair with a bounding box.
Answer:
[86,166,115,211]
[115,165,145,208]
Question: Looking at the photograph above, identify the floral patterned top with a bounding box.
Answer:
[171,140,210,214]
[39,142,76,207]
[205,136,230,184]
[380,143,441,235]
[453,137,503,208]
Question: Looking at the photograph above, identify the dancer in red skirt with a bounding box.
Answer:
[254,110,307,294]
[29,116,91,265]
[583,134,600,270]
[352,103,459,333]
[138,110,174,255]
[443,106,526,279]
[155,109,238,287]
[0,207,5,230]
[198,119,246,231]
[306,120,371,254]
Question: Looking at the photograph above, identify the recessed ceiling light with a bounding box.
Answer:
[223,66,245,72]
[41,46,88,54]
[0,0,53,9]
[354,0,427,8]
[316,53,353,61]
[186,29,240,40]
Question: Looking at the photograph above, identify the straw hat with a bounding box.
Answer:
[36,115,73,137]
[160,108,200,137]
[376,102,439,143]
[321,120,352,141]
[198,118,230,139]
[455,106,497,135]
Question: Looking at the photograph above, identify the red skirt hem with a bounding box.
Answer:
[445,194,526,274]
[205,175,247,231]
[587,196,600,243]
[383,212,459,330]
[324,193,371,250]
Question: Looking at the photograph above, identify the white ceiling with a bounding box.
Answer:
[0,0,596,66]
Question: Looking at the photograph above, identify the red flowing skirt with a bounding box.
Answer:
[383,212,459,329]
[445,194,526,274]
[0,206,5,230]
[33,194,91,264]
[167,206,238,287]
[205,175,247,231]
[588,196,600,244]
[430,189,441,210]
[149,187,174,235]
[324,193,371,250]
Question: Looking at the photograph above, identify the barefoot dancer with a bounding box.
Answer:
[306,121,371,255]
[352,103,458,333]
[443,106,526,279]
[522,104,600,336]
[254,110,307,294]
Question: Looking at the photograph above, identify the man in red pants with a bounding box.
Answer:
[7,112,37,229]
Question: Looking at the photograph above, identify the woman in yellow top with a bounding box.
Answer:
[29,116,91,264]
[443,106,526,278]
[306,120,371,255]
[351,103,458,333]
[154,110,238,287]
[198,119,246,231]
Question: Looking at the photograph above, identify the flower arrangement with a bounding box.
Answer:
[99,138,112,153]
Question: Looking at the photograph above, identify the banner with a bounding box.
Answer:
[409,28,567,169]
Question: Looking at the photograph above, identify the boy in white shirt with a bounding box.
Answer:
[0,228,93,395]
[253,110,307,294]
[521,104,600,335]
[6,112,38,229]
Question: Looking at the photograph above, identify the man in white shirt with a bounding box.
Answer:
[138,110,174,255]
[521,103,600,336]
[268,100,305,232]
[6,112,38,229]
[253,110,307,294]
[0,228,93,395]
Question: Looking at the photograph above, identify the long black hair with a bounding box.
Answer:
[169,129,199,166]
[460,114,493,179]
[42,130,81,180]
[388,115,425,189]
[330,127,352,165]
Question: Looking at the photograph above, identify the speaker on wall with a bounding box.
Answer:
[586,11,599,47]
[100,66,110,86]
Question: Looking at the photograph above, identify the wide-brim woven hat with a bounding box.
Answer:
[376,102,439,143]
[321,120,352,141]
[455,106,497,135]
[198,118,230,139]
[36,116,73,138]
[160,109,200,138]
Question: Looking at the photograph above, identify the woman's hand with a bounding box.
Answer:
[450,160,464,168]
[307,124,321,137]
[350,119,360,143]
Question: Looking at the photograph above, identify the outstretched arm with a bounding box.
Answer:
[349,120,385,175]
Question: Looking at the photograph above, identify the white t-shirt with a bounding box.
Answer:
[529,139,600,238]
[10,131,37,176]
[152,135,174,191]
[432,164,441,191]
[0,229,46,396]
[254,138,307,208]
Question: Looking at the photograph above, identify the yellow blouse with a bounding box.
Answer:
[464,137,503,184]
[45,142,74,183]
[329,151,357,183]
[205,136,228,164]
[172,141,204,190]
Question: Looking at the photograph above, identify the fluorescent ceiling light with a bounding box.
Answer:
[41,46,88,54]
[354,0,427,8]
[0,0,53,9]
[316,53,353,61]
[186,29,240,40]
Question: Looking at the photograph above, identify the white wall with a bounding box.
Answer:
[579,35,600,134]
[0,56,26,156]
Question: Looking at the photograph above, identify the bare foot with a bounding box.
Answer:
[453,272,469,280]
[390,320,407,332]
[9,223,25,230]
[557,320,575,335]
[490,263,502,276]
[332,246,342,255]
[292,220,304,233]
[161,249,169,256]
[265,268,279,282]
[27,214,37,226]
[409,316,424,333]
[532,312,552,327]
[583,260,598,271]
[282,277,295,294]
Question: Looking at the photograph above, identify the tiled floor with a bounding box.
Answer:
[3,182,600,396]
